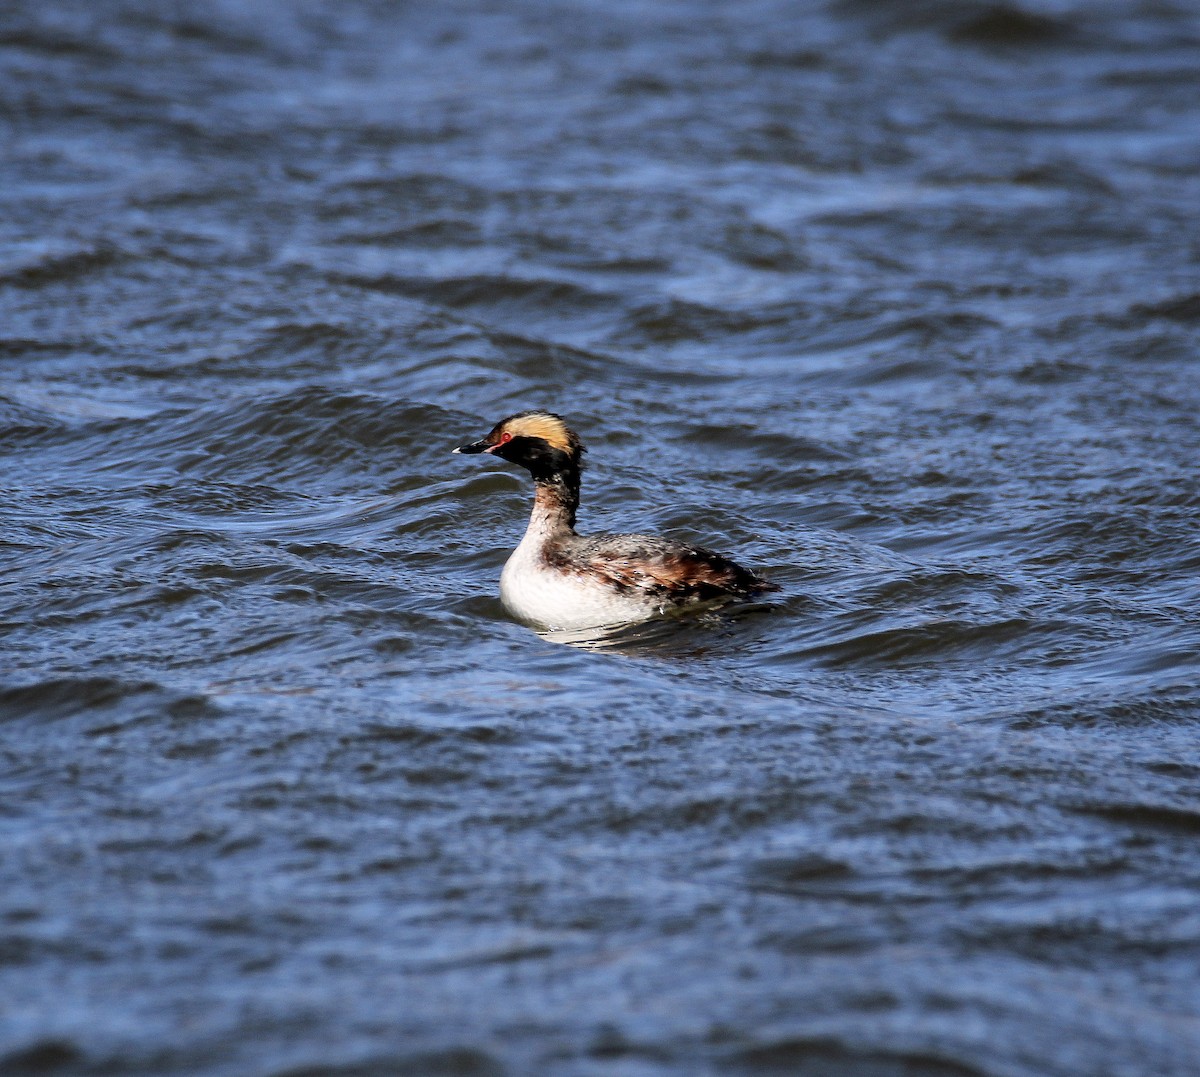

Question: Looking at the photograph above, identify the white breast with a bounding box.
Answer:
[499,533,657,632]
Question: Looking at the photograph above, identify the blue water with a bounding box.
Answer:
[3,1,1200,1074]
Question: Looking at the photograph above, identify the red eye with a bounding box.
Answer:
[499,431,513,444]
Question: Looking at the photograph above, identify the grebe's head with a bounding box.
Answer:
[453,410,585,478]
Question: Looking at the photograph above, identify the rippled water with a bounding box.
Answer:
[4,1,1200,1074]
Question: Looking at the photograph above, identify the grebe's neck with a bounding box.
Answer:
[528,463,580,534]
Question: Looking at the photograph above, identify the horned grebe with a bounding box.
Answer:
[453,410,776,632]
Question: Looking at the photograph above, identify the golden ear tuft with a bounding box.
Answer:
[498,411,579,455]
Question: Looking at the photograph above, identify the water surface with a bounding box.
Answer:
[3,1,1200,1074]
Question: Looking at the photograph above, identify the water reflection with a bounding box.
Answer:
[539,600,780,654]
